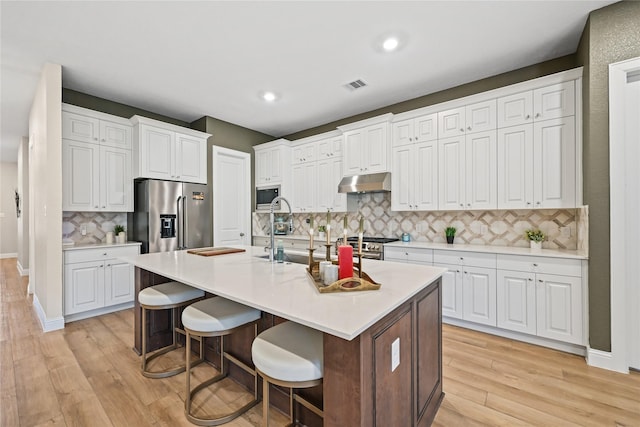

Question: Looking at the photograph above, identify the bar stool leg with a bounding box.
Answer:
[186,329,192,411]
[141,306,147,372]
[289,387,294,425]
[262,377,270,427]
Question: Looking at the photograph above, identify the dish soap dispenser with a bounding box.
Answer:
[276,240,284,263]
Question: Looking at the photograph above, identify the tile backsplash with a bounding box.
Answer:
[63,212,128,245]
[253,193,582,250]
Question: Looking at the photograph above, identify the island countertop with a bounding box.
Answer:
[121,245,445,340]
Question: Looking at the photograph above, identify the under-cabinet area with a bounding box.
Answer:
[384,242,587,353]
[63,243,140,322]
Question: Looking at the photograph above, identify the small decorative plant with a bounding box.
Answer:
[525,229,545,242]
[445,226,456,244]
[114,224,125,235]
[317,225,326,233]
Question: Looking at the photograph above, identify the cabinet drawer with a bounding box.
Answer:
[497,254,582,277]
[384,246,408,261]
[407,248,433,264]
[433,250,496,268]
[65,245,139,264]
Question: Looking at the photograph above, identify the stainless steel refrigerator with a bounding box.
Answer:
[128,179,212,253]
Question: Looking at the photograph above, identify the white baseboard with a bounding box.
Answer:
[587,347,629,373]
[63,301,134,323]
[16,260,29,276]
[0,252,17,259]
[26,280,33,295]
[32,294,65,332]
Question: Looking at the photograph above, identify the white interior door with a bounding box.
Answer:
[212,146,250,246]
[610,56,640,373]
[626,72,640,371]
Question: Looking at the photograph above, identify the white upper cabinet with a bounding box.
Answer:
[254,139,290,186]
[62,104,133,212]
[131,116,210,184]
[438,130,496,211]
[63,107,132,149]
[438,100,496,138]
[497,124,534,209]
[498,81,575,128]
[339,115,392,176]
[392,140,438,211]
[291,162,317,213]
[392,113,437,147]
[292,141,317,165]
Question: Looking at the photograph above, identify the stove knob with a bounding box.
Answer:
[370,244,378,250]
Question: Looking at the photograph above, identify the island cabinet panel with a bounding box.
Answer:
[324,278,443,427]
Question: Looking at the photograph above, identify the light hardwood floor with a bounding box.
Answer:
[1,258,639,426]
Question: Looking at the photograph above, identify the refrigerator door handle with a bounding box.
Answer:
[176,196,183,250]
[182,196,188,249]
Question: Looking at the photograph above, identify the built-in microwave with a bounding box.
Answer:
[256,185,280,211]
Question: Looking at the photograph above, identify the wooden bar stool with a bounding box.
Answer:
[251,321,324,427]
[182,297,262,426]
[138,281,205,379]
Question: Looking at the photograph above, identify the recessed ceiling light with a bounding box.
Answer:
[382,37,399,52]
[262,91,277,102]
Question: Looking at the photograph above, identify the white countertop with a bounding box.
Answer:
[384,241,588,260]
[63,241,142,251]
[121,245,445,341]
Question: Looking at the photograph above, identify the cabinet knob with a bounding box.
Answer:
[533,263,538,267]
[528,278,533,281]
[536,201,541,206]
[102,206,106,208]
[103,253,107,256]
[527,202,531,205]
[101,138,106,142]
[459,203,464,207]
[95,205,98,208]
[525,114,531,120]
[240,232,245,237]
[467,126,472,131]
[456,270,460,273]
[460,128,465,132]
[467,203,471,207]
[460,257,464,260]
[535,113,541,118]
[538,279,544,283]
[93,137,98,141]
[106,264,111,267]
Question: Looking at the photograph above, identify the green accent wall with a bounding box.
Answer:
[285,55,578,141]
[576,0,640,352]
[190,116,275,210]
[62,89,190,127]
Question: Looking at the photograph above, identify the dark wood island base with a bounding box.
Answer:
[134,266,443,426]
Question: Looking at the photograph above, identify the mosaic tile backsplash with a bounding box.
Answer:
[63,212,128,245]
[253,193,581,250]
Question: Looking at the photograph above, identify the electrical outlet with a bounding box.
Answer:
[81,224,87,236]
[391,338,400,372]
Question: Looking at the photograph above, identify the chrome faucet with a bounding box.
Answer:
[269,196,292,262]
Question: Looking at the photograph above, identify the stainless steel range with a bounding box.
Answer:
[337,236,400,260]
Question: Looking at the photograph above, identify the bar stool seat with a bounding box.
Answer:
[183,297,262,426]
[252,321,324,427]
[139,281,205,379]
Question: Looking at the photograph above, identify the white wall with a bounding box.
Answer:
[29,63,63,331]
[17,137,29,275]
[0,162,18,257]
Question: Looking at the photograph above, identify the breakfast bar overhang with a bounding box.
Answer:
[121,246,445,426]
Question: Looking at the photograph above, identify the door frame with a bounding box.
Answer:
[211,146,251,246]
[605,55,640,373]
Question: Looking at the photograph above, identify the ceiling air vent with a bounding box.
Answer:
[345,79,367,91]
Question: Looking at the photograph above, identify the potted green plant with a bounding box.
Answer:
[317,225,326,240]
[445,227,456,244]
[114,224,126,244]
[525,229,545,250]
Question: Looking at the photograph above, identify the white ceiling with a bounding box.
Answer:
[0,1,616,162]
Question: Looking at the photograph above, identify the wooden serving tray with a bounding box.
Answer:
[187,247,246,257]
[307,261,381,293]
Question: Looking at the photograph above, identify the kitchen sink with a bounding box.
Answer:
[255,253,310,265]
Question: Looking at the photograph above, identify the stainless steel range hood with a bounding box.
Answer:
[338,172,391,194]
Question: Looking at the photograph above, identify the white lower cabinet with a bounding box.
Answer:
[383,246,433,264]
[462,266,497,326]
[64,245,139,319]
[496,254,584,345]
[435,263,463,320]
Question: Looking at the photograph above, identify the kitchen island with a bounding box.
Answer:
[121,246,445,426]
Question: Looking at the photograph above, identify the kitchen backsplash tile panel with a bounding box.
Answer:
[253,193,580,250]
[63,212,128,245]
